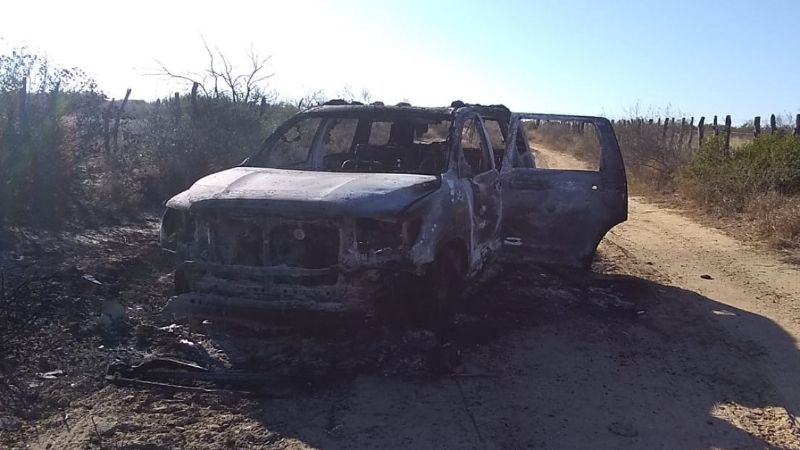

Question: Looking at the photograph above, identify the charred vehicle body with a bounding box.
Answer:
[160,101,627,321]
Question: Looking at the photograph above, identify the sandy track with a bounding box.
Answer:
[608,198,800,406]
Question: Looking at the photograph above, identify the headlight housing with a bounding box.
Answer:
[356,217,423,252]
[356,218,403,252]
[160,209,192,253]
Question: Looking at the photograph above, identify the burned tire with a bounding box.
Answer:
[174,267,190,295]
[419,246,466,326]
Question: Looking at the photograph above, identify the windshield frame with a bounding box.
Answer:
[246,107,456,175]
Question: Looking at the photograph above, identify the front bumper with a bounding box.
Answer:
[163,292,362,328]
[164,260,408,323]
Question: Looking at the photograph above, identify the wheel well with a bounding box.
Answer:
[436,239,468,272]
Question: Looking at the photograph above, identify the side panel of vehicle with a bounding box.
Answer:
[499,113,627,268]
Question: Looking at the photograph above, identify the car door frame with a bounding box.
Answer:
[499,113,627,268]
[452,111,503,272]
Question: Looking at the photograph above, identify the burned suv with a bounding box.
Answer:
[160,101,627,321]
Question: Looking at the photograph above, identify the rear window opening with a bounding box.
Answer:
[521,119,601,171]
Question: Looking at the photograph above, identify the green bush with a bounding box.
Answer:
[683,134,800,210]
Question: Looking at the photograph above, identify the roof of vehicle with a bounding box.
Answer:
[301,100,511,120]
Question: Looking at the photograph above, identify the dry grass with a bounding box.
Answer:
[744,191,800,248]
[614,121,695,190]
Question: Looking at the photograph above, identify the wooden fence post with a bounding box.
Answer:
[662,117,669,140]
[687,117,695,148]
[754,116,761,137]
[668,117,677,151]
[678,117,686,150]
[770,114,776,134]
[5,84,15,124]
[16,76,29,143]
[724,115,732,150]
[795,114,800,136]
[190,82,199,115]
[259,96,267,117]
[111,88,131,153]
[698,116,705,144]
[713,115,719,136]
[103,98,115,155]
[174,92,182,121]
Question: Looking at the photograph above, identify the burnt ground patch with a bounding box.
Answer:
[0,224,647,425]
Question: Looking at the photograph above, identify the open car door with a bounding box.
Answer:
[500,113,627,268]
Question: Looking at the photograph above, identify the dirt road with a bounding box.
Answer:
[4,148,800,449]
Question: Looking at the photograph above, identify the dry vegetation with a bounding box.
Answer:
[0,47,320,229]
[681,134,800,247]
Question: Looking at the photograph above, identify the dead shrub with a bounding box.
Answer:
[615,119,694,190]
[744,191,800,248]
[96,97,298,219]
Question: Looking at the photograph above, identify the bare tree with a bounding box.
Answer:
[295,89,328,111]
[154,38,274,103]
[335,84,373,104]
[359,88,373,104]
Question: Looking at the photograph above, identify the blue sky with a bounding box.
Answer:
[1,0,798,123]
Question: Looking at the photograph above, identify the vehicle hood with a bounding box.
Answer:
[166,167,440,218]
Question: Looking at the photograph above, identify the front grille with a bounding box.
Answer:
[209,219,264,266]
[203,216,340,271]
[269,223,339,269]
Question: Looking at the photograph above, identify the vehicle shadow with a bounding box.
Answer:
[236,262,800,449]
